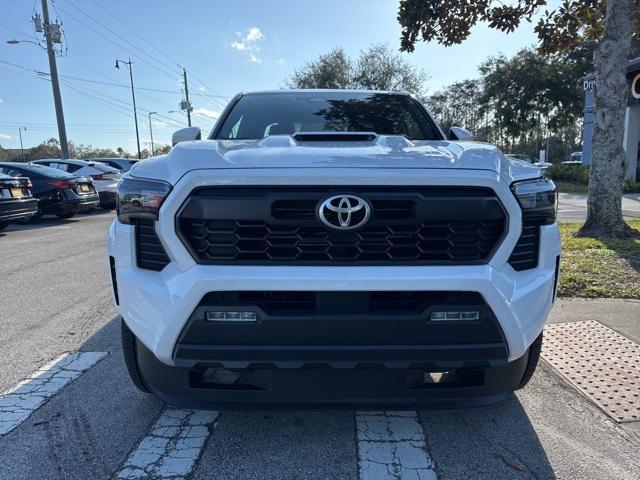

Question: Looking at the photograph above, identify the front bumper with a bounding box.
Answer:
[0,197,38,222]
[109,168,561,404]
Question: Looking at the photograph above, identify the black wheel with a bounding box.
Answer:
[121,318,151,393]
[0,221,9,231]
[516,332,543,390]
[56,212,76,219]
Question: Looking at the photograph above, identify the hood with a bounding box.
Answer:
[130,135,541,185]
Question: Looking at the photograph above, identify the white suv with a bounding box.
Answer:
[109,90,560,408]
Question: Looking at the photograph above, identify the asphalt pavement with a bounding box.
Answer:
[0,211,639,480]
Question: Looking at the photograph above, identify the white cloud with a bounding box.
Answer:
[192,108,220,120]
[230,27,265,63]
[151,120,170,129]
[0,133,11,140]
[245,27,264,42]
[275,58,286,65]
[0,98,3,103]
[197,85,206,92]
[231,41,248,51]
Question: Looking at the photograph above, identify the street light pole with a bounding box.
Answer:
[115,58,141,159]
[148,111,157,156]
[18,127,26,162]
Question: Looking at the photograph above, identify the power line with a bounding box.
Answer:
[56,0,183,81]
[0,23,40,41]
[53,3,181,82]
[86,0,230,109]
[58,0,230,113]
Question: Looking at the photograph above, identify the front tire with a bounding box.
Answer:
[0,221,9,231]
[121,319,151,393]
[515,332,543,390]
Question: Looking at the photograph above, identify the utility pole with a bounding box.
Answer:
[148,112,157,156]
[116,58,141,159]
[18,127,26,162]
[182,68,192,127]
[41,0,69,159]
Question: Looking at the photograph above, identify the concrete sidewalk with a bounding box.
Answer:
[559,193,640,222]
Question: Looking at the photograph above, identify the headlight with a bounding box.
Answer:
[116,176,172,225]
[510,177,557,224]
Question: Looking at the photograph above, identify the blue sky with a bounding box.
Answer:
[0,0,546,153]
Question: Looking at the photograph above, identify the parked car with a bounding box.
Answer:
[0,162,99,219]
[32,159,121,209]
[0,173,38,231]
[561,160,583,166]
[110,89,559,408]
[505,153,552,170]
[87,158,136,172]
[568,151,582,163]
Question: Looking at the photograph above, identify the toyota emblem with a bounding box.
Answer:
[317,194,371,230]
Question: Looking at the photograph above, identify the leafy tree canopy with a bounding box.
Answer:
[287,44,429,95]
[398,0,614,54]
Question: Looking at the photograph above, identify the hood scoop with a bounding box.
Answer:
[292,132,377,142]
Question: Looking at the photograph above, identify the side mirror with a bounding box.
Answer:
[171,126,201,146]
[449,126,474,141]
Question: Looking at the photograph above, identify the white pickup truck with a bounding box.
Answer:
[108,89,560,408]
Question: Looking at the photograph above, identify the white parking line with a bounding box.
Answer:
[0,351,107,436]
[356,411,437,480]
[116,407,219,479]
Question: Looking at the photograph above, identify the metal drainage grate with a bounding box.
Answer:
[542,320,640,423]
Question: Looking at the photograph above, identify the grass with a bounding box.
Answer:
[559,220,640,298]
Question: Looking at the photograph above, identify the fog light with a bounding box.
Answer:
[206,311,258,322]
[430,311,479,322]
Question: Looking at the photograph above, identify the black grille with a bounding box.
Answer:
[198,290,485,316]
[135,220,170,271]
[508,220,540,271]
[177,187,507,265]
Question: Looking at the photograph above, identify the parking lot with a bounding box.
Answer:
[0,210,638,479]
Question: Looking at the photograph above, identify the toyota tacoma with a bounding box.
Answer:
[109,90,560,408]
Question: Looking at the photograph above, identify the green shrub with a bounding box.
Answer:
[545,164,590,184]
[623,180,640,193]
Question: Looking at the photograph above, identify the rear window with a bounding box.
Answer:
[90,162,120,173]
[1,163,74,179]
[214,91,440,141]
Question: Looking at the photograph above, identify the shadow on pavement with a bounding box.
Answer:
[421,397,555,479]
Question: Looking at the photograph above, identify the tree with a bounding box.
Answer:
[288,44,428,95]
[288,48,352,89]
[398,0,638,238]
[351,43,428,94]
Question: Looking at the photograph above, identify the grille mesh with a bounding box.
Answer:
[135,220,170,271]
[508,220,540,271]
[180,219,505,264]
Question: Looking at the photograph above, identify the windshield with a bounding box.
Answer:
[214,91,440,140]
